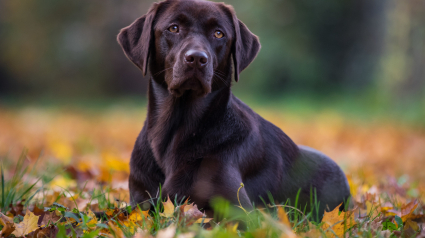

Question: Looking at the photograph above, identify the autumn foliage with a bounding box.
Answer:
[0,107,424,237]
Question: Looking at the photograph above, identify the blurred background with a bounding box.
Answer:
[0,0,425,199]
[0,0,424,117]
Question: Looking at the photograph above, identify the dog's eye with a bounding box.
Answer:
[168,25,179,33]
[214,30,224,39]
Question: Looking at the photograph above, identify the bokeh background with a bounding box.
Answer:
[0,0,425,201]
[1,0,424,112]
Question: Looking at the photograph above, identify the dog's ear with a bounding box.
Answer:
[117,3,161,76]
[226,6,261,82]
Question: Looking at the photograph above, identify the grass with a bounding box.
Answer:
[0,104,424,237]
[0,151,423,237]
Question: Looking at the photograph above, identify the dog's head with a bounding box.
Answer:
[118,0,260,98]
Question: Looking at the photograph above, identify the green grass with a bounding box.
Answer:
[1,153,422,237]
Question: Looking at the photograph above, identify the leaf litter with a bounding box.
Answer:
[0,108,424,237]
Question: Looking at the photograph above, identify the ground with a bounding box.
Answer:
[0,104,424,237]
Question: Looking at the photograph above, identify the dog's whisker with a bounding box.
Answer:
[215,70,228,78]
[214,75,228,87]
[213,72,229,87]
[153,67,173,77]
[213,71,226,80]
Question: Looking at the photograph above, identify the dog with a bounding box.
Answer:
[117,0,350,219]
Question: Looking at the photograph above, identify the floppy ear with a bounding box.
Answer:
[229,7,261,82]
[117,3,161,76]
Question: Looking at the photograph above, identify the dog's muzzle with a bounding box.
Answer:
[169,49,212,97]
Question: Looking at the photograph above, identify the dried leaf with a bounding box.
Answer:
[36,225,58,238]
[12,210,40,237]
[404,219,419,231]
[401,200,418,222]
[0,212,16,237]
[40,211,61,227]
[180,203,203,225]
[9,201,25,216]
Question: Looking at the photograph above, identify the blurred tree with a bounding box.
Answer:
[0,0,423,106]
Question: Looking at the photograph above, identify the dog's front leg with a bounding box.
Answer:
[129,130,165,210]
[192,161,253,210]
[160,164,200,204]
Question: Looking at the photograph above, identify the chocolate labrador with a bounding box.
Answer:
[117,0,350,218]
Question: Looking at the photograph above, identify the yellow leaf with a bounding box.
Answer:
[119,209,152,233]
[277,206,291,228]
[49,176,77,189]
[107,221,125,238]
[0,212,15,237]
[49,141,73,164]
[12,210,40,237]
[404,219,419,231]
[226,222,239,233]
[321,204,355,238]
[80,210,97,233]
[365,201,380,217]
[83,209,98,231]
[194,218,213,224]
[102,152,130,173]
[159,196,175,218]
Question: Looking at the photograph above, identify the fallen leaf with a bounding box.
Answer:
[0,212,16,237]
[36,225,58,238]
[404,219,419,231]
[9,201,25,216]
[118,208,152,233]
[380,202,394,214]
[108,221,125,238]
[160,196,175,218]
[401,200,418,222]
[321,204,355,238]
[179,203,203,225]
[157,225,176,238]
[194,217,213,224]
[40,211,61,227]
[277,206,291,228]
[12,210,40,237]
[259,211,297,238]
[365,201,380,217]
[85,209,98,230]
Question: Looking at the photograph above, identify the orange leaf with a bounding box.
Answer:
[401,200,418,222]
[321,204,355,238]
[277,206,291,228]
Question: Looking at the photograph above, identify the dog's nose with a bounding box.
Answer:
[184,50,208,68]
